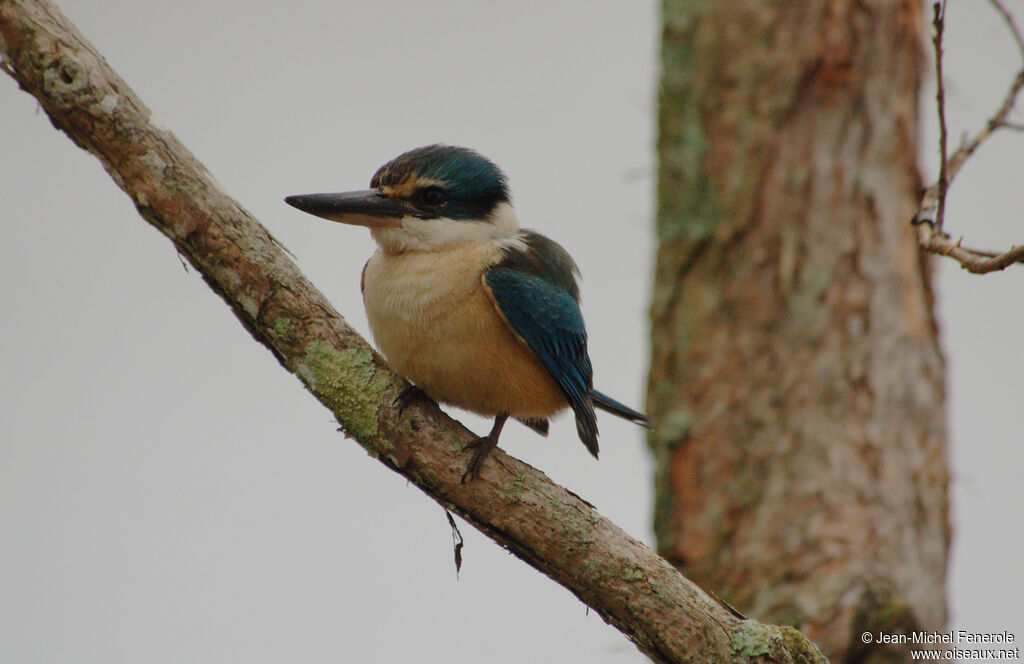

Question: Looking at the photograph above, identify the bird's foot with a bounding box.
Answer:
[460,434,499,483]
[393,384,433,417]
[460,414,508,483]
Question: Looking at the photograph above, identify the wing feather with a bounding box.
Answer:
[484,254,599,457]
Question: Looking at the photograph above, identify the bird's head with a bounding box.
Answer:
[285,145,520,253]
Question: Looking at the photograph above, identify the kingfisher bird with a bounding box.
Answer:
[285,145,647,481]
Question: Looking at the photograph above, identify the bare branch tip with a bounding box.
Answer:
[988,0,1024,60]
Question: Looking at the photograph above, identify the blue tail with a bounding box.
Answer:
[590,390,648,426]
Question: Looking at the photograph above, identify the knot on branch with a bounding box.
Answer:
[41,51,90,104]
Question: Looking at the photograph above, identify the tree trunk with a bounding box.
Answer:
[649,2,949,661]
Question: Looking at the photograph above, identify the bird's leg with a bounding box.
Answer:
[461,414,508,483]
[393,384,434,417]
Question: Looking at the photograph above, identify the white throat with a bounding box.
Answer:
[370,201,521,253]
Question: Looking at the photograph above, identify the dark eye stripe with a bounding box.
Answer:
[416,185,448,208]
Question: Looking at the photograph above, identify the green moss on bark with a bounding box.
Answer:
[302,340,388,441]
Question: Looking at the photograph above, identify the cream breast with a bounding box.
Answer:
[361,242,567,418]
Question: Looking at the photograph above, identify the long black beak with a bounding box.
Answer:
[284,190,409,228]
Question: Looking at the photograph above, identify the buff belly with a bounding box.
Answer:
[362,243,567,418]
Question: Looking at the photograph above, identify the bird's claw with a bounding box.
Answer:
[393,384,433,417]
[460,434,499,483]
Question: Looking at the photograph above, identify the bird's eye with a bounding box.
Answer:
[416,186,448,208]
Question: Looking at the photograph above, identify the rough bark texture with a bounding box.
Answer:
[649,1,949,661]
[0,1,831,662]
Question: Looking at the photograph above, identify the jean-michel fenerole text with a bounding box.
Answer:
[874,630,1015,645]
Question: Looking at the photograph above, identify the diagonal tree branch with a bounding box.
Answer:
[914,0,1024,273]
[0,1,827,662]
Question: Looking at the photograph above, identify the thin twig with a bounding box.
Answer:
[989,0,1024,59]
[915,0,1024,273]
[915,228,1024,274]
[945,69,1024,183]
[932,0,950,233]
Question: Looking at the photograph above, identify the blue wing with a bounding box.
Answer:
[484,260,599,457]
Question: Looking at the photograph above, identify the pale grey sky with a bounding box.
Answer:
[1,2,1021,662]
